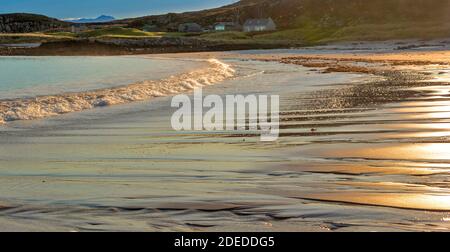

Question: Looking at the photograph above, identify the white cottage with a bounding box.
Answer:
[243,18,276,32]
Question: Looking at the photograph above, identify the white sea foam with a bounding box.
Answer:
[0,59,235,124]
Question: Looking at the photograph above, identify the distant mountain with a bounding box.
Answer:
[0,13,69,33]
[70,15,115,23]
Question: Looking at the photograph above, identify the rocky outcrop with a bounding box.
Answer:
[95,36,214,48]
[0,13,69,33]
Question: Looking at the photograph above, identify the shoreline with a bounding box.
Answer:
[0,58,234,125]
[0,39,292,56]
[2,38,450,58]
[2,46,450,231]
[3,41,449,125]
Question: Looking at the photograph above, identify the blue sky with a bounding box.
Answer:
[0,0,238,19]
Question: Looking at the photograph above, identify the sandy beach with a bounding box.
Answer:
[1,41,450,231]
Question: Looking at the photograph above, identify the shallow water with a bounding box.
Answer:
[0,58,232,124]
[0,56,204,99]
[0,55,450,231]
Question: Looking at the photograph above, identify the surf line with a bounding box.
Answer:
[0,59,235,125]
[171,87,280,142]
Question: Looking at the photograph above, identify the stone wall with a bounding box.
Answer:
[95,37,214,48]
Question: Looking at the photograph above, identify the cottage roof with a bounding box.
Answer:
[180,23,201,27]
[215,22,236,26]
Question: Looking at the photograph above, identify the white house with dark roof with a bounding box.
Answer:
[243,18,277,32]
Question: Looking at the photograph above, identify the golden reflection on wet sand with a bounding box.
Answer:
[320,143,450,161]
[276,67,450,213]
[2,53,450,231]
[298,193,450,212]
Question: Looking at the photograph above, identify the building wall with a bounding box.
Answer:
[178,24,202,32]
[243,19,277,32]
[215,24,226,31]
[244,25,275,32]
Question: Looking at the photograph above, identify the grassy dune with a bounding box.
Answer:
[76,27,167,38]
[253,22,450,44]
[3,23,450,47]
[0,27,186,44]
[325,22,450,42]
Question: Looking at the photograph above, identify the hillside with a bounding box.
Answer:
[2,1,450,45]
[124,0,450,29]
[123,0,450,43]
[0,13,69,33]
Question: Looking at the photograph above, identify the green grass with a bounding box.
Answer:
[200,31,251,41]
[253,26,339,45]
[0,28,186,44]
[323,22,450,42]
[197,28,336,46]
[45,32,77,38]
[238,21,450,45]
[199,31,306,46]
[77,27,169,38]
[3,21,450,47]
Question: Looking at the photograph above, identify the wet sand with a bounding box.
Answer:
[1,44,450,231]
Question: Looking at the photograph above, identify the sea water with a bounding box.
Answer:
[0,57,234,123]
[0,56,204,99]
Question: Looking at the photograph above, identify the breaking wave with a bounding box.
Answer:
[0,59,235,124]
